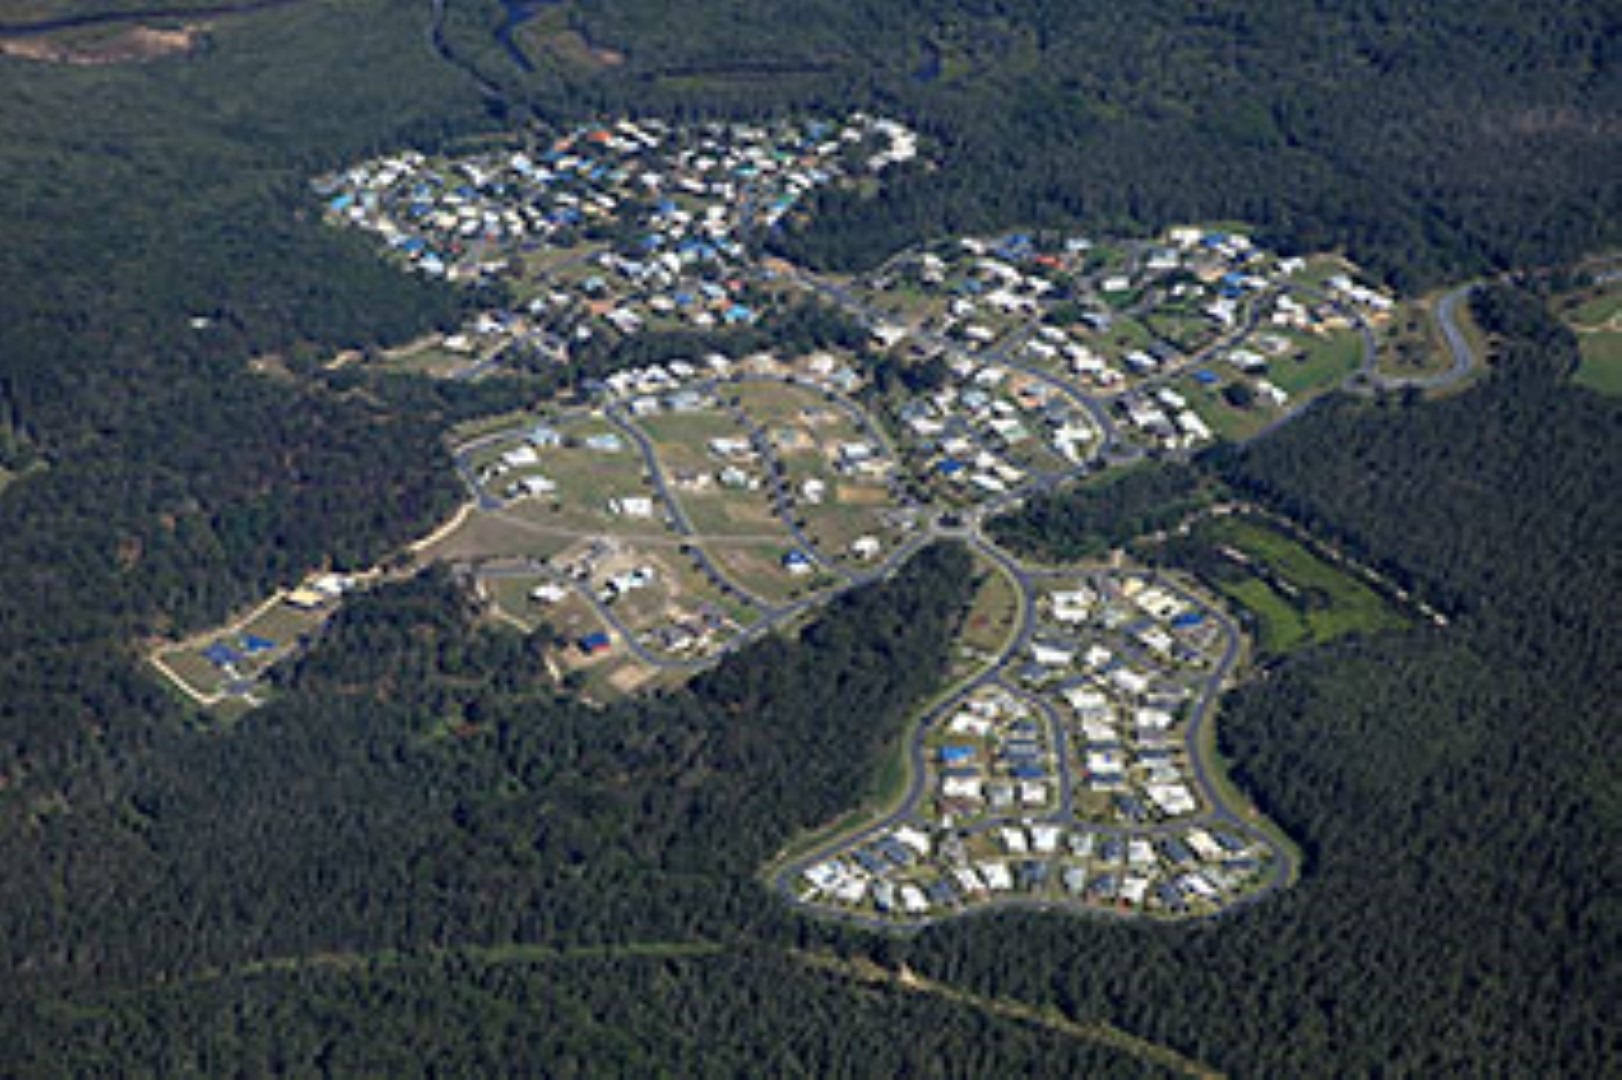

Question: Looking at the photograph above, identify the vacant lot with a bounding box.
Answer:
[1191,517,1407,656]
[1560,281,1622,396]
[1268,327,1363,397]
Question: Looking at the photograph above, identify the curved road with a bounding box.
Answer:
[767,540,1296,931]
[440,241,1490,930]
[1372,284,1479,391]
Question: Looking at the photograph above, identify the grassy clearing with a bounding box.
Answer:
[387,345,477,379]
[1268,328,1362,396]
[1094,317,1154,357]
[416,510,577,564]
[1144,308,1219,354]
[1376,297,1455,379]
[502,429,672,538]
[1200,517,1407,656]
[956,557,1019,660]
[154,646,228,700]
[1573,335,1622,396]
[514,3,626,71]
[730,379,830,424]
[1551,275,1622,395]
[1564,289,1622,329]
[238,601,326,649]
[1176,376,1275,442]
[154,594,333,705]
[677,484,783,537]
[704,540,834,606]
[799,499,896,562]
[484,574,550,632]
[662,545,764,627]
[1222,578,1309,654]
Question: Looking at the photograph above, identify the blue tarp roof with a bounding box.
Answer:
[202,643,240,667]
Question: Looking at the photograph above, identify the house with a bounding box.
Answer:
[609,496,656,519]
[501,445,541,469]
[529,583,569,605]
[781,550,814,576]
[511,475,555,499]
[1050,589,1093,624]
[850,536,882,560]
[870,323,907,350]
[1031,824,1063,854]
[892,826,932,857]
[1031,641,1075,668]
[202,642,242,668]
[285,587,330,611]
[577,631,613,657]
[979,862,1014,891]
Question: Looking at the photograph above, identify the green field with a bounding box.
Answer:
[1376,299,1454,379]
[1142,307,1219,354]
[484,574,552,632]
[487,418,673,538]
[1175,376,1275,442]
[661,546,764,628]
[418,511,579,565]
[153,593,331,705]
[637,411,789,538]
[1198,517,1408,656]
[702,540,838,606]
[954,558,1020,670]
[154,646,229,700]
[1573,336,1622,396]
[1564,289,1622,329]
[1093,317,1155,357]
[1268,328,1364,396]
[1553,278,1622,396]
[388,345,478,379]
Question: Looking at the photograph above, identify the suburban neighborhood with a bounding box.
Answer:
[149,113,1442,921]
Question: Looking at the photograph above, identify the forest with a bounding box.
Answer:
[2,280,1616,1074]
[0,0,1617,1074]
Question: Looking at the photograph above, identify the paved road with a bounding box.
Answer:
[443,249,1350,928]
[1374,284,1479,391]
[767,525,1297,930]
[457,380,942,672]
